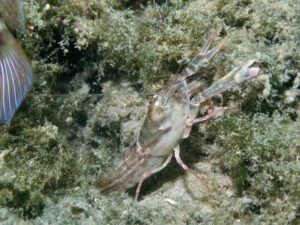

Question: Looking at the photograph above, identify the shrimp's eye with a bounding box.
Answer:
[152,95,162,106]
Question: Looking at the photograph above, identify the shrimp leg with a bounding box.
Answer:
[174,145,210,190]
[135,153,173,200]
[181,32,225,78]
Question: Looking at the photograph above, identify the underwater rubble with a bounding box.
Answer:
[0,0,299,224]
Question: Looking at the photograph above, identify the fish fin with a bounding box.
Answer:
[0,31,32,124]
[0,0,25,32]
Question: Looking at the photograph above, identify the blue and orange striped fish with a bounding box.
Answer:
[0,0,32,124]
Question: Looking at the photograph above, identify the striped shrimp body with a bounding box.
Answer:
[98,75,191,196]
[97,33,260,200]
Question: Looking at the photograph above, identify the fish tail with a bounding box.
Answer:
[0,29,32,124]
[0,0,25,32]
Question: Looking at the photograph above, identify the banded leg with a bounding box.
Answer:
[181,32,225,78]
[174,145,210,190]
[182,105,227,139]
[192,60,260,104]
[194,106,227,123]
[135,153,173,201]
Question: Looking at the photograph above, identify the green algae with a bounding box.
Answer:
[209,113,300,224]
[0,0,299,224]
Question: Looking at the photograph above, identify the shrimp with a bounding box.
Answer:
[97,32,260,200]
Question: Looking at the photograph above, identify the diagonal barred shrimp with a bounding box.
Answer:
[97,32,260,200]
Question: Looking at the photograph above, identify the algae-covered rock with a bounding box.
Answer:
[0,0,299,224]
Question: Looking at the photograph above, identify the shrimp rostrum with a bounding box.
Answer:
[97,32,260,200]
